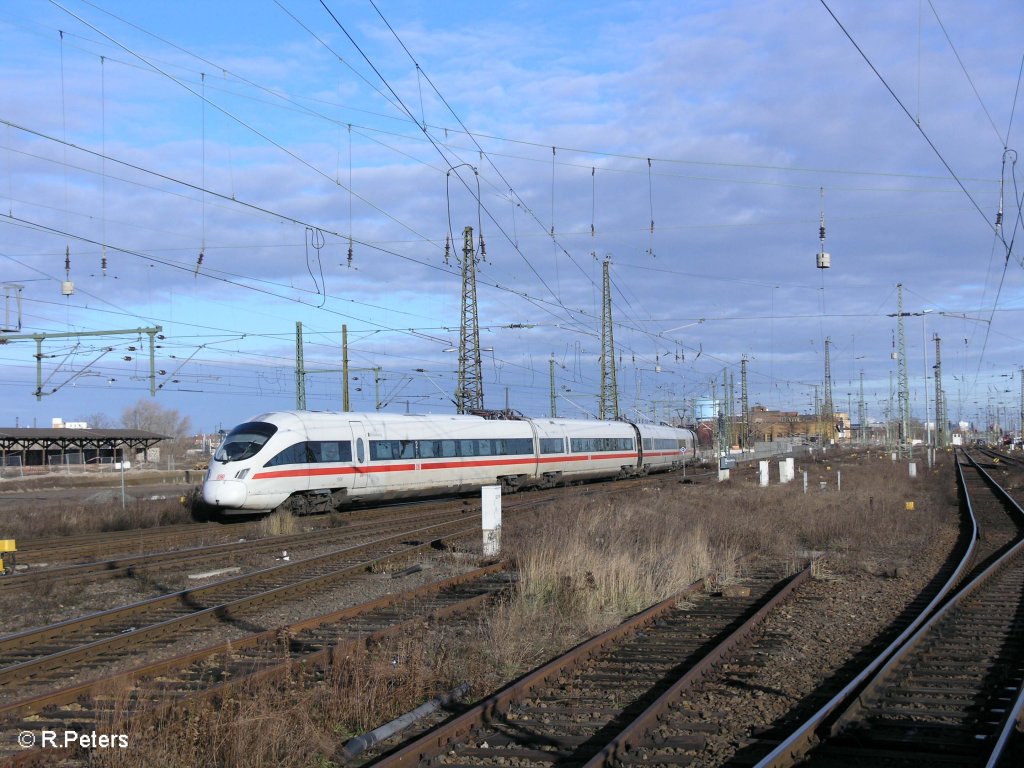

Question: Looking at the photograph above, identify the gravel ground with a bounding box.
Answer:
[1,454,983,768]
[2,543,485,707]
[634,509,961,766]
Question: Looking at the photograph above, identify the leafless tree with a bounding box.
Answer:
[121,399,192,438]
[81,412,115,429]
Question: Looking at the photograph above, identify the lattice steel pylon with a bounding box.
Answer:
[741,356,750,449]
[599,257,619,420]
[934,334,944,447]
[858,369,865,443]
[456,226,484,414]
[296,321,305,410]
[823,337,835,441]
[896,283,911,456]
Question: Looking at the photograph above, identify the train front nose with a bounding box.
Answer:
[202,479,248,508]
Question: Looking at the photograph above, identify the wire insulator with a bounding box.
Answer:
[194,251,204,276]
[443,234,451,266]
[64,246,71,277]
[101,256,107,276]
[347,242,354,267]
[479,234,487,263]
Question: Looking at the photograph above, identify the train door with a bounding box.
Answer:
[627,421,644,470]
[523,417,542,482]
[349,421,368,490]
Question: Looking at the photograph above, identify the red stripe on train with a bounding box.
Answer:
[250,452,644,481]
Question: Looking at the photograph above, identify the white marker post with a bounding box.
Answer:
[481,485,502,556]
[759,460,769,488]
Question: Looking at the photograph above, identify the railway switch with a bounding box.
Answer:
[0,539,15,575]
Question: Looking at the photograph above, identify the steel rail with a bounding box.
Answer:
[0,519,474,686]
[7,467,690,571]
[988,677,1024,768]
[752,449,981,768]
[2,566,511,767]
[365,581,708,768]
[0,506,467,588]
[578,561,816,768]
[824,525,1024,764]
[814,448,1024,766]
[0,563,508,720]
[368,560,809,768]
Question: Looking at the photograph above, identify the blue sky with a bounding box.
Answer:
[1,0,1022,434]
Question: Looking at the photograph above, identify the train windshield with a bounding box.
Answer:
[214,422,278,463]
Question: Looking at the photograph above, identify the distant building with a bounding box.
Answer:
[0,426,166,470]
[747,405,848,443]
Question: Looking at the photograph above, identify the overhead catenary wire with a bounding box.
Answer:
[926,0,1006,147]
[34,5,1003,193]
[48,0,438,250]
[9,2,1020,423]
[818,0,1000,240]
[819,0,1023,405]
[314,0,595,340]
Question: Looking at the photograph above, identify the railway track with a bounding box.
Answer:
[362,557,813,768]
[9,497,464,568]
[0,516,475,696]
[0,506,471,590]
[0,564,513,766]
[2,470,710,595]
[978,446,1024,470]
[752,447,1024,767]
[12,520,242,567]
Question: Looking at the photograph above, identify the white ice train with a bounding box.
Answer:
[201,410,696,516]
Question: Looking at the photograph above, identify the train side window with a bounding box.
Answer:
[570,438,593,452]
[370,441,393,460]
[540,437,564,454]
[441,440,457,457]
[311,441,351,463]
[356,438,364,463]
[459,440,476,457]
[399,441,415,459]
[265,442,307,467]
[516,438,533,454]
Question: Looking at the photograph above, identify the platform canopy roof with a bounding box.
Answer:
[0,428,167,454]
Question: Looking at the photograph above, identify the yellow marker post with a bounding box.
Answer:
[0,539,16,575]
[905,502,915,511]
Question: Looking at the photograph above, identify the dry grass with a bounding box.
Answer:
[257,509,299,538]
[90,626,493,768]
[71,450,956,768]
[504,497,738,634]
[0,496,193,541]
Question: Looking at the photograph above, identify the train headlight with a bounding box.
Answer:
[234,468,250,480]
